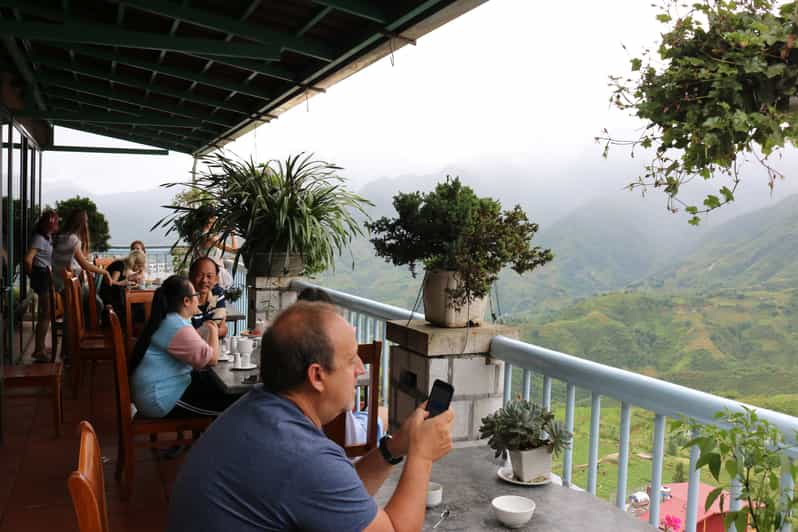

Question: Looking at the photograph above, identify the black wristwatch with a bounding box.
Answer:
[378,435,403,465]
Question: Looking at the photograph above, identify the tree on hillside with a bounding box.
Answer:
[56,196,111,251]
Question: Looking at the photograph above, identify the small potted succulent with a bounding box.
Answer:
[367,177,553,327]
[479,400,572,483]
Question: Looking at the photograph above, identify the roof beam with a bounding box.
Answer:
[16,109,199,127]
[33,57,255,116]
[43,145,169,155]
[57,122,195,153]
[67,44,272,102]
[38,76,235,129]
[190,53,297,83]
[0,19,282,60]
[45,89,221,136]
[312,0,389,24]
[113,0,336,62]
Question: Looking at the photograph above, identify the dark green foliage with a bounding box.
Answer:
[55,196,110,251]
[603,0,798,223]
[156,152,372,275]
[672,461,686,483]
[366,177,553,306]
[676,408,798,531]
[479,399,572,458]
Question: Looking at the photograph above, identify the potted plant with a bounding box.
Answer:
[157,152,371,277]
[601,0,798,224]
[674,407,797,531]
[366,177,553,327]
[479,400,572,483]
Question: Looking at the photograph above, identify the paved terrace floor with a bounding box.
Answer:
[2,329,182,532]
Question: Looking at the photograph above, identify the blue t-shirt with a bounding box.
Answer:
[167,388,378,532]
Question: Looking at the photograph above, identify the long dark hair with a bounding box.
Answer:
[59,209,90,255]
[128,275,194,373]
[34,210,59,240]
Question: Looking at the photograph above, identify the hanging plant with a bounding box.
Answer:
[600,0,798,224]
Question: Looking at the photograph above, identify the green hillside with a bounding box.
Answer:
[512,288,798,401]
[639,193,798,292]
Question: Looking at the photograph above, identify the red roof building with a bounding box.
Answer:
[640,482,743,532]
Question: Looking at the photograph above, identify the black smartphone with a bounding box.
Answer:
[426,379,454,418]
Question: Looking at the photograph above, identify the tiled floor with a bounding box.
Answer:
[1,360,184,532]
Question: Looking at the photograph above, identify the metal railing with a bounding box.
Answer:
[288,281,797,532]
[492,338,798,532]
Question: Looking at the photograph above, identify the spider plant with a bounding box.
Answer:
[156,152,372,276]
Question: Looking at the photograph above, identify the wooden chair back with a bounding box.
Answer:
[68,420,110,532]
[323,340,382,457]
[85,272,100,331]
[94,257,114,269]
[108,308,134,450]
[48,267,64,362]
[124,289,153,353]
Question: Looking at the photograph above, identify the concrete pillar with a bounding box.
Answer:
[386,320,518,443]
[247,275,299,327]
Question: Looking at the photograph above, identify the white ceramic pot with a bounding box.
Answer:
[508,446,553,483]
[422,270,488,328]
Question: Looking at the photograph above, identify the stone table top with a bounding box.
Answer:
[208,361,259,395]
[209,361,373,395]
[374,446,655,531]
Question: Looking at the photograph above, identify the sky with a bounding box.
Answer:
[42,0,667,196]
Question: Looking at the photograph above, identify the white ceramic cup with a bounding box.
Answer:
[491,495,535,528]
[238,338,253,355]
[241,353,251,368]
[426,482,443,508]
[233,353,242,369]
[230,337,239,353]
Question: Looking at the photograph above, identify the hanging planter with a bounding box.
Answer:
[601,0,798,224]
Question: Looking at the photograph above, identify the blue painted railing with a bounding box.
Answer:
[289,281,797,532]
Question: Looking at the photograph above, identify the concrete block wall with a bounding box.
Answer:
[389,345,505,442]
[247,275,299,327]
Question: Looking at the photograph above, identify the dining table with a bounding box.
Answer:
[374,446,656,531]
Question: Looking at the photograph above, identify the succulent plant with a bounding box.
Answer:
[479,399,572,458]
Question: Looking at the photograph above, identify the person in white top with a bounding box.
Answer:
[23,211,60,361]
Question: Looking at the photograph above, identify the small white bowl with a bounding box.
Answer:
[491,495,536,528]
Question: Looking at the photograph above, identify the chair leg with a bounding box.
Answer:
[115,437,125,482]
[122,439,135,500]
[52,375,62,437]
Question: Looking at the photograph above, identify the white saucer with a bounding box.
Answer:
[230,364,258,371]
[497,467,552,486]
[217,354,233,362]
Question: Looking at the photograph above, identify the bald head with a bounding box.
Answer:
[260,301,345,393]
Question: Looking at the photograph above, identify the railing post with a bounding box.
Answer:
[522,369,531,401]
[503,363,513,404]
[649,414,666,527]
[542,376,551,410]
[616,402,631,510]
[563,383,576,487]
[380,321,389,406]
[728,472,741,532]
[685,430,701,532]
[588,392,601,495]
[781,455,794,532]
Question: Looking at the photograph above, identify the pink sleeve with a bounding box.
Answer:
[167,326,214,368]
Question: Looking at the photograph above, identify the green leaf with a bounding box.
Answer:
[631,58,642,71]
[656,13,672,23]
[705,486,724,511]
[725,460,737,479]
[735,510,748,532]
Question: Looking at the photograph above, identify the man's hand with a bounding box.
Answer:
[406,403,453,463]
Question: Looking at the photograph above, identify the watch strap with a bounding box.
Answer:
[378,435,403,465]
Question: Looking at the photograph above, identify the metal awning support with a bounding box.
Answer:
[41,145,169,155]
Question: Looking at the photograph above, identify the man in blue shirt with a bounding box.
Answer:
[167,301,454,532]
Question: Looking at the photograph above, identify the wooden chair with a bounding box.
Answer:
[3,362,63,437]
[124,288,153,354]
[64,273,113,399]
[85,271,100,331]
[94,257,115,269]
[323,340,382,458]
[48,267,65,362]
[68,421,110,532]
[107,307,212,500]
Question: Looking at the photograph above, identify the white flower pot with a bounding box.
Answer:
[509,447,553,483]
[422,269,488,328]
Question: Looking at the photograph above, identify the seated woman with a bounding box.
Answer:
[129,275,238,418]
[129,240,146,254]
[189,257,228,339]
[99,250,146,317]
